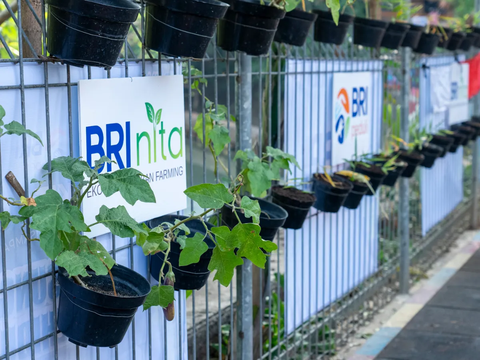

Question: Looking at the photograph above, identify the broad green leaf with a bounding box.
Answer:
[0,212,25,230]
[80,238,116,269]
[145,103,155,123]
[208,247,243,287]
[194,113,213,144]
[247,160,273,197]
[240,196,261,224]
[94,156,113,172]
[176,235,188,249]
[98,168,156,205]
[174,219,191,235]
[234,149,256,164]
[137,226,167,255]
[186,290,193,298]
[155,109,162,125]
[3,121,43,145]
[209,126,231,156]
[235,223,278,268]
[285,0,301,12]
[179,233,209,266]
[210,226,238,251]
[43,156,93,182]
[184,183,234,209]
[39,230,65,260]
[266,146,301,169]
[326,0,341,25]
[58,231,88,251]
[143,285,175,310]
[55,250,89,277]
[96,205,147,238]
[78,251,108,276]
[0,105,5,122]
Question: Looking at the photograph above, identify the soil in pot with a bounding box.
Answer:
[447,32,466,51]
[271,186,316,230]
[274,9,317,47]
[147,215,215,291]
[353,17,388,48]
[437,27,453,48]
[222,197,288,241]
[335,173,369,210]
[460,32,478,51]
[353,163,386,195]
[429,135,454,157]
[401,24,425,48]
[414,33,440,55]
[312,174,353,213]
[57,265,150,348]
[446,132,467,152]
[145,0,229,59]
[418,143,442,168]
[46,0,140,69]
[312,10,354,45]
[451,124,477,142]
[397,150,425,178]
[381,22,410,50]
[217,0,285,56]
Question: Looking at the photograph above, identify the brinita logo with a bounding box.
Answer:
[334,86,368,144]
[335,88,350,144]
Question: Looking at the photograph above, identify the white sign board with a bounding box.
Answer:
[332,72,373,166]
[79,76,187,237]
[449,62,470,125]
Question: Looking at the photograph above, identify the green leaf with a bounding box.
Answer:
[266,146,301,169]
[210,226,238,251]
[247,160,273,197]
[326,0,341,25]
[137,226,167,255]
[209,126,231,156]
[285,0,301,12]
[145,103,155,124]
[43,156,93,183]
[3,121,43,145]
[94,156,113,172]
[235,223,278,268]
[186,290,193,298]
[240,196,261,224]
[194,113,213,144]
[155,109,162,125]
[179,233,209,266]
[184,183,234,209]
[0,105,5,123]
[208,247,243,287]
[143,285,175,310]
[0,212,25,230]
[80,238,116,270]
[234,149,256,164]
[176,235,188,249]
[55,250,89,277]
[39,230,65,260]
[174,219,191,236]
[95,205,147,238]
[98,168,156,205]
[78,251,108,276]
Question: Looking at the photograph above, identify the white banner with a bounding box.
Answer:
[78,76,187,237]
[449,62,470,125]
[332,72,373,166]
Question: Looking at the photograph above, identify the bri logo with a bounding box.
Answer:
[334,86,368,144]
[86,102,183,173]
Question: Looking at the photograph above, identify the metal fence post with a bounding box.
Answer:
[236,52,253,359]
[399,45,411,294]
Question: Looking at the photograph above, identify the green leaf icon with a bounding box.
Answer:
[155,109,162,125]
[345,116,351,139]
[145,102,154,124]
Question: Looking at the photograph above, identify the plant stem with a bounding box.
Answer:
[159,244,172,282]
[77,178,98,208]
[169,208,215,232]
[0,194,23,207]
[73,275,87,288]
[107,267,117,297]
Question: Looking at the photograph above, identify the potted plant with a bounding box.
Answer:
[46,0,141,68]
[334,170,372,209]
[392,124,427,178]
[271,184,316,230]
[145,0,229,59]
[274,1,318,46]
[443,14,480,51]
[380,0,422,50]
[312,169,353,213]
[417,142,442,168]
[436,26,454,48]
[350,0,389,48]
[438,129,467,153]
[451,124,477,142]
[429,133,454,156]
[312,0,355,45]
[414,19,441,55]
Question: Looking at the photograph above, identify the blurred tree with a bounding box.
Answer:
[443,0,474,17]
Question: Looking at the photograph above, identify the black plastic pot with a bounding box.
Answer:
[397,150,425,178]
[335,173,368,210]
[222,197,288,241]
[312,174,353,213]
[312,10,354,45]
[145,0,229,59]
[148,215,215,291]
[414,33,440,55]
[381,22,410,50]
[460,32,478,52]
[451,124,477,142]
[271,186,316,230]
[418,143,442,168]
[46,0,140,69]
[217,0,285,56]
[274,9,317,46]
[463,121,480,138]
[446,132,467,152]
[353,163,386,195]
[472,27,480,47]
[472,116,480,123]
[446,32,466,51]
[429,135,454,157]
[401,24,425,48]
[57,265,150,348]
[437,27,453,48]
[372,156,407,187]
[353,17,388,48]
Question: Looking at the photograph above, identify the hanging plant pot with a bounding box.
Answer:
[217,0,285,56]
[460,33,478,52]
[274,9,317,46]
[335,173,368,210]
[222,197,288,241]
[148,215,215,291]
[417,143,442,168]
[401,24,424,48]
[271,186,316,230]
[46,0,140,69]
[429,134,454,157]
[312,10,354,45]
[472,27,480,47]
[372,155,407,187]
[353,18,388,48]
[381,22,410,50]
[463,121,480,138]
[446,32,466,51]
[312,174,353,213]
[446,132,467,152]
[57,265,150,348]
[451,124,477,142]
[145,0,229,59]
[397,150,425,178]
[353,163,386,196]
[414,33,440,55]
[437,27,453,48]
